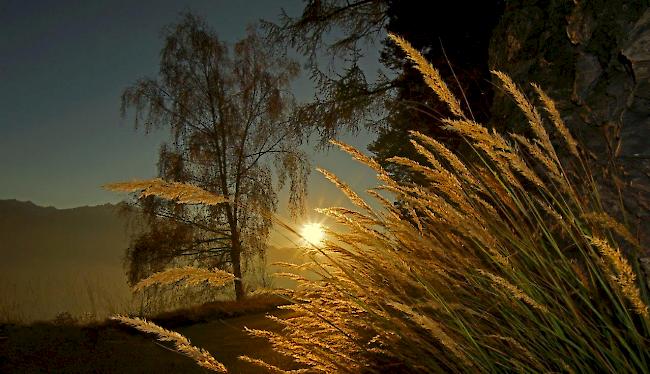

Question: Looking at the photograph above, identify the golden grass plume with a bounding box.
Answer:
[111,314,227,372]
[104,178,227,205]
[132,266,235,293]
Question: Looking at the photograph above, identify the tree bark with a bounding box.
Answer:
[230,229,245,300]
[230,225,245,301]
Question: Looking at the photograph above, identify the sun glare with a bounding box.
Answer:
[301,222,325,245]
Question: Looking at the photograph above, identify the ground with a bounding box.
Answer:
[0,308,299,373]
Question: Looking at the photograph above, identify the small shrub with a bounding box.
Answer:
[52,312,77,327]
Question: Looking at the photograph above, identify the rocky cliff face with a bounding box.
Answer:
[489,0,650,249]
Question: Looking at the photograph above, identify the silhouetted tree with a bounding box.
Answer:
[267,1,503,177]
[121,14,309,300]
[370,1,503,180]
[265,0,391,143]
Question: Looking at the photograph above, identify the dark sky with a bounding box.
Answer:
[0,0,379,210]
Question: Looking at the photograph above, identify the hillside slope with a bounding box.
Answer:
[0,200,133,321]
[0,200,308,321]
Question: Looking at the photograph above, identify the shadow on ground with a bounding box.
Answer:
[0,308,298,373]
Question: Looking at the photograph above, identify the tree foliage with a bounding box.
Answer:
[266,1,504,175]
[264,0,391,143]
[121,14,309,299]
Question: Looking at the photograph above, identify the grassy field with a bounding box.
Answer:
[0,271,134,324]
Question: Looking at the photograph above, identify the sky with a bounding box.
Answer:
[0,0,382,213]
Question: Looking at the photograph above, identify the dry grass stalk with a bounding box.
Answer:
[510,133,561,179]
[588,236,648,317]
[583,212,640,247]
[329,139,384,174]
[531,83,580,158]
[492,71,553,157]
[111,315,227,372]
[478,270,549,314]
[387,33,465,118]
[104,178,227,205]
[387,301,471,367]
[317,168,374,213]
[238,356,305,373]
[410,130,477,186]
[485,334,542,370]
[132,266,235,292]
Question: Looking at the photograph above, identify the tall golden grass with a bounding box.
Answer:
[111,33,649,372]
[244,34,650,373]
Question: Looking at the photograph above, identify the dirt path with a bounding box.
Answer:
[0,310,297,373]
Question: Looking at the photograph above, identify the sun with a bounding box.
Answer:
[301,222,325,245]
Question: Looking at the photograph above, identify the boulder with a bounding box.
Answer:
[489,0,650,250]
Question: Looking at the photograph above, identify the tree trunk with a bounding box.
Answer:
[230,232,245,300]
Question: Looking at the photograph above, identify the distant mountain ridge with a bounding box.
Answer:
[0,199,134,321]
[0,199,122,215]
[0,199,130,271]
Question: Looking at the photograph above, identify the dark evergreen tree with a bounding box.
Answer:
[267,1,504,178]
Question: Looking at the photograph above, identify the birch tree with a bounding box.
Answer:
[120,14,309,300]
